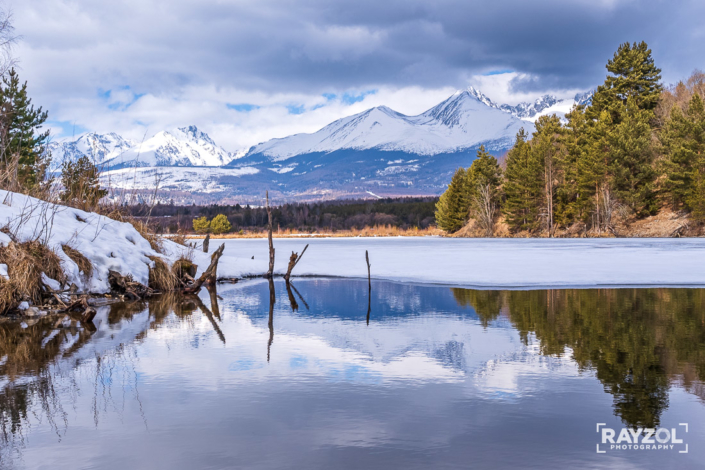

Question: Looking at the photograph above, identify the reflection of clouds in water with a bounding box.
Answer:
[472,343,586,400]
[3,281,705,469]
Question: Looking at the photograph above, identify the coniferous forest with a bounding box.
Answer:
[436,42,705,237]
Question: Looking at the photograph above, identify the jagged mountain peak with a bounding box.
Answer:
[49,126,234,170]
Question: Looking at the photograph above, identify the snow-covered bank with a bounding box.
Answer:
[211,237,705,288]
[0,190,202,293]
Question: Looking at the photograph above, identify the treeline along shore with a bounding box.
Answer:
[128,197,439,236]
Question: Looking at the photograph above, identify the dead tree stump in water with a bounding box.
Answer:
[284,244,309,283]
[203,233,210,253]
[266,191,275,278]
[365,250,371,325]
[184,243,225,294]
[365,250,371,291]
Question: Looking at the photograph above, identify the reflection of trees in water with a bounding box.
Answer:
[452,288,705,428]
[0,295,206,464]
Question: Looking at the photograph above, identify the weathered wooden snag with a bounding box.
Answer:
[266,191,275,278]
[203,233,210,253]
[365,250,371,290]
[284,244,309,283]
[365,250,371,325]
[184,243,225,294]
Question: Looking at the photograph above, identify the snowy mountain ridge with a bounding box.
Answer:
[53,86,594,202]
[244,89,535,161]
[48,125,234,170]
[465,86,593,121]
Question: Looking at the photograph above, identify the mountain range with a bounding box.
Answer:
[49,88,591,203]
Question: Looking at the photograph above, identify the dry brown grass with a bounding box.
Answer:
[61,244,93,280]
[0,241,67,313]
[147,255,179,292]
[171,257,196,281]
[132,219,164,253]
[190,224,443,239]
[170,231,189,246]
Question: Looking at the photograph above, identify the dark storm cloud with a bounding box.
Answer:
[17,0,705,97]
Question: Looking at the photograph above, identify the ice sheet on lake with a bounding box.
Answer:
[208,237,705,288]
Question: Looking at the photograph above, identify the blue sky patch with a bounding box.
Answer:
[47,120,88,138]
[322,90,376,105]
[286,104,306,115]
[227,103,260,112]
[483,69,514,76]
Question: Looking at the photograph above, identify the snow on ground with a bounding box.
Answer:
[208,237,705,288]
[0,190,202,293]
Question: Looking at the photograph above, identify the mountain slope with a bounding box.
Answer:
[47,132,135,170]
[49,126,233,170]
[245,90,533,161]
[466,86,594,122]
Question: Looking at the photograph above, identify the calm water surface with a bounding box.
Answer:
[1,279,704,469]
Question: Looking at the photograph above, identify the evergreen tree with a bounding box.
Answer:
[661,93,705,210]
[503,129,544,232]
[0,69,50,190]
[60,156,107,210]
[435,167,469,233]
[608,97,657,216]
[577,110,612,229]
[559,105,590,224]
[210,214,232,234]
[466,146,502,202]
[589,41,663,123]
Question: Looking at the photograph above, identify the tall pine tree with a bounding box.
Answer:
[608,96,657,216]
[0,68,50,190]
[435,167,469,233]
[661,93,705,213]
[589,41,663,123]
[503,129,544,233]
[466,145,502,203]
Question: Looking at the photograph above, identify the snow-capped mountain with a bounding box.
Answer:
[48,132,136,170]
[71,86,594,203]
[105,126,233,168]
[465,86,592,122]
[244,89,533,161]
[49,126,233,170]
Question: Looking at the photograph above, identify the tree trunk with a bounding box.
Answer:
[284,244,309,283]
[203,233,210,253]
[266,191,275,278]
[365,250,371,291]
[184,243,224,294]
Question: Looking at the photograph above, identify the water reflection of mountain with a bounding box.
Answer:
[452,288,705,427]
[0,280,704,466]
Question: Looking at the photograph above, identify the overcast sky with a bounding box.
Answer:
[10,0,705,151]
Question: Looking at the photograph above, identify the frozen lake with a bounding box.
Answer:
[209,237,705,288]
